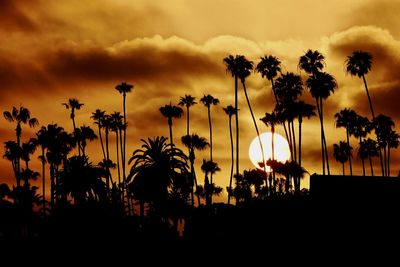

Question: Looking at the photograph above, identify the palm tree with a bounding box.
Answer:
[256,55,282,103]
[200,94,220,186]
[387,130,399,176]
[3,141,21,182]
[224,55,241,180]
[62,98,84,155]
[178,95,197,136]
[3,106,39,186]
[294,101,316,168]
[91,109,106,160]
[374,114,395,176]
[127,136,188,219]
[223,105,237,204]
[237,56,266,174]
[115,82,133,200]
[358,138,379,176]
[200,159,221,206]
[305,71,337,175]
[36,126,49,212]
[333,141,352,175]
[181,134,209,206]
[352,115,370,176]
[76,125,97,157]
[334,108,357,176]
[109,112,123,191]
[159,104,183,147]
[345,51,374,119]
[21,138,37,170]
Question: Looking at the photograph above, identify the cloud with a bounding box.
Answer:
[0,0,38,32]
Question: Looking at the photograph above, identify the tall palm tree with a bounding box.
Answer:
[352,114,370,176]
[127,136,188,219]
[36,126,49,212]
[224,55,241,180]
[237,56,266,174]
[387,130,399,176]
[200,159,221,206]
[76,125,97,158]
[178,95,197,136]
[159,104,183,147]
[223,105,237,204]
[334,108,357,176]
[294,101,316,168]
[181,134,209,206]
[91,109,106,160]
[3,106,39,186]
[21,138,37,170]
[358,138,379,176]
[256,55,282,103]
[333,141,352,175]
[305,71,337,175]
[345,51,374,119]
[298,50,328,174]
[200,94,220,186]
[115,82,133,199]
[62,98,84,155]
[110,112,123,192]
[374,114,395,176]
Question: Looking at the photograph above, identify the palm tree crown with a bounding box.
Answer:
[298,49,325,75]
[115,82,133,96]
[345,50,372,78]
[256,55,281,81]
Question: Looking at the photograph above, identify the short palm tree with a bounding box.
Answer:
[178,95,197,136]
[3,106,39,186]
[200,159,222,206]
[373,114,395,176]
[334,108,357,176]
[76,125,97,158]
[91,109,106,160]
[200,94,219,185]
[223,105,237,204]
[62,98,84,155]
[358,138,379,176]
[352,114,370,176]
[387,130,399,176]
[181,134,209,206]
[159,104,183,147]
[333,141,352,175]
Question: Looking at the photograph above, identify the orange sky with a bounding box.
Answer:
[1,0,399,200]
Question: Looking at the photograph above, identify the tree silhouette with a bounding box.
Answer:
[35,126,50,212]
[352,114,370,176]
[334,108,357,176]
[200,94,219,196]
[305,71,337,175]
[373,114,395,176]
[333,141,352,175]
[62,98,84,156]
[110,112,124,196]
[181,134,209,206]
[91,109,107,160]
[387,130,399,176]
[159,104,183,147]
[294,101,316,168]
[200,159,222,206]
[358,138,379,176]
[179,95,197,136]
[75,125,97,158]
[256,55,282,103]
[223,105,237,204]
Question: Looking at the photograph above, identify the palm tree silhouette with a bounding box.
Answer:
[91,109,107,160]
[179,95,197,136]
[223,105,237,204]
[35,126,50,212]
[345,51,375,119]
[237,56,266,174]
[294,101,316,168]
[305,71,337,175]
[224,55,241,181]
[62,98,84,155]
[352,114,370,176]
[3,141,21,182]
[374,114,395,176]
[333,141,352,175]
[200,94,220,190]
[334,108,357,176]
[110,112,123,194]
[115,82,133,203]
[159,104,183,147]
[200,159,221,206]
[299,50,330,175]
[181,134,209,206]
[256,55,282,103]
[358,138,379,176]
[76,125,97,158]
[387,130,399,176]
[3,106,39,186]
[128,136,188,219]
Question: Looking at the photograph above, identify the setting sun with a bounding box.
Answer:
[249,132,291,172]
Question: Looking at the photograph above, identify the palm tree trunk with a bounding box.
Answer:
[98,125,106,160]
[369,155,374,176]
[186,106,190,135]
[50,164,55,210]
[191,161,200,206]
[122,93,128,209]
[72,114,81,157]
[342,163,345,176]
[383,146,387,176]
[105,128,111,196]
[16,124,21,187]
[360,136,365,176]
[272,127,276,192]
[168,118,173,147]
[388,147,391,176]
[208,107,213,186]
[320,98,330,175]
[242,81,266,174]
[315,99,325,175]
[235,75,239,179]
[288,121,293,161]
[298,119,302,168]
[291,120,297,163]
[119,128,127,210]
[228,116,234,205]
[115,131,121,193]
[41,147,46,213]
[346,129,353,176]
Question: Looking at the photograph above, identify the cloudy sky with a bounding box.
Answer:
[1,0,399,199]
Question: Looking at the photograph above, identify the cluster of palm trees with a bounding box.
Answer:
[1,49,399,231]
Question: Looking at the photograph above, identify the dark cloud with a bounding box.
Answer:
[0,0,38,32]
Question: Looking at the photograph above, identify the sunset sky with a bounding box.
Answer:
[1,0,399,200]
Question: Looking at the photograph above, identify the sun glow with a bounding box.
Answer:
[249,132,291,172]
